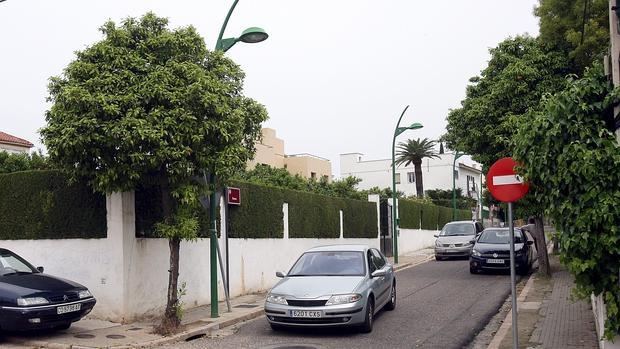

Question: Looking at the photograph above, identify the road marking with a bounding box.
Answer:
[492,175,523,186]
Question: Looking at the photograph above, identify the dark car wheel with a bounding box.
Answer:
[470,266,478,274]
[435,255,443,261]
[385,283,396,311]
[360,298,374,333]
[518,265,530,276]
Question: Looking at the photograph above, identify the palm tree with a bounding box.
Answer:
[395,138,440,197]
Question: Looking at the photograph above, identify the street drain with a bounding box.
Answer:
[185,333,206,341]
[106,334,126,339]
[234,304,259,308]
[74,334,96,339]
[128,327,143,331]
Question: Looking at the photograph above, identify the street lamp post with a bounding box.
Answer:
[391,105,423,264]
[209,0,267,318]
[452,151,464,220]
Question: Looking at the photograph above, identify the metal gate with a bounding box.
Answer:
[380,200,393,257]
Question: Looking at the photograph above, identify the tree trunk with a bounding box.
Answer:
[414,162,424,197]
[533,215,551,277]
[159,173,181,331]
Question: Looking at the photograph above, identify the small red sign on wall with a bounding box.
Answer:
[227,187,241,205]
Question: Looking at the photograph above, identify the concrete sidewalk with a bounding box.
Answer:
[3,249,435,349]
[487,254,599,349]
[3,293,266,349]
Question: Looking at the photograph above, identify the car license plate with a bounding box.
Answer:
[487,259,504,264]
[290,310,322,318]
[57,303,81,314]
[447,249,457,253]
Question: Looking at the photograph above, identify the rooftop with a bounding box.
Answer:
[0,131,34,148]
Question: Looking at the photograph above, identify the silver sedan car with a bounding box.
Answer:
[264,245,395,333]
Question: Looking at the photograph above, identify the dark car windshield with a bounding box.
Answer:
[288,251,365,277]
[0,249,36,276]
[440,223,475,236]
[477,229,524,244]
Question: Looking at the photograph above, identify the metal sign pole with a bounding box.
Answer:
[508,202,518,348]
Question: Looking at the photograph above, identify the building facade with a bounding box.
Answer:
[248,128,332,181]
[0,131,33,154]
[340,152,483,198]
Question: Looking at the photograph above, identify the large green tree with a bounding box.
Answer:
[395,138,440,198]
[535,0,609,74]
[514,64,620,338]
[443,36,568,276]
[41,13,267,331]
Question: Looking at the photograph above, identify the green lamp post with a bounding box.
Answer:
[391,105,423,264]
[452,151,464,220]
[209,0,268,318]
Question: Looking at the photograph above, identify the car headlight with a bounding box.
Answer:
[266,294,288,305]
[325,293,362,306]
[78,290,92,299]
[435,240,442,247]
[471,249,482,257]
[17,297,49,306]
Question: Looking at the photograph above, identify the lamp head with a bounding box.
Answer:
[239,27,269,43]
[408,122,423,130]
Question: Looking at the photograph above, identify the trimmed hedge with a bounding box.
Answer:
[228,181,284,238]
[0,170,106,239]
[399,200,422,229]
[287,190,341,238]
[438,206,453,228]
[342,199,378,238]
[421,204,440,230]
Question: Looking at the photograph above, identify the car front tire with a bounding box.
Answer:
[435,255,443,261]
[385,283,396,311]
[470,266,478,274]
[270,323,285,331]
[360,298,374,333]
[56,322,71,330]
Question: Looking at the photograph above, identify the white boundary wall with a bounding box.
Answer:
[592,294,620,349]
[398,228,437,254]
[1,192,401,322]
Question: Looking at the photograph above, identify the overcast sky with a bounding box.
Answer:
[0,0,539,175]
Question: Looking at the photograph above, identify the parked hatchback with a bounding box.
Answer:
[434,221,483,260]
[0,248,96,331]
[265,245,395,333]
[469,228,536,275]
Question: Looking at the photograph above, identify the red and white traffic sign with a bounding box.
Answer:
[227,187,241,205]
[486,157,529,203]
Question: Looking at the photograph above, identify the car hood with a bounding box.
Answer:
[437,235,476,245]
[0,273,86,298]
[474,242,525,253]
[271,276,364,298]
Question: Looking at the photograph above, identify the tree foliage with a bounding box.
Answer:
[0,151,51,173]
[535,0,609,74]
[395,138,440,197]
[40,13,268,330]
[444,36,569,168]
[425,188,476,209]
[514,64,620,338]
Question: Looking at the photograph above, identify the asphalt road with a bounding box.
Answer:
[160,258,516,349]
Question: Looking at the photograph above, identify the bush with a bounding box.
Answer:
[421,204,439,230]
[399,200,422,229]
[227,181,284,238]
[287,191,341,238]
[438,206,453,228]
[0,170,106,239]
[342,199,377,238]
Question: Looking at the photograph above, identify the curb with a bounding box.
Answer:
[8,307,266,349]
[393,254,434,272]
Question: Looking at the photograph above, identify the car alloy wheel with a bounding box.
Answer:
[361,299,374,333]
[386,283,396,311]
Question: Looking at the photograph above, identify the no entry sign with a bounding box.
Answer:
[227,187,241,205]
[487,157,529,203]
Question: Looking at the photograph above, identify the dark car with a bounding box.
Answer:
[0,248,96,331]
[469,228,536,275]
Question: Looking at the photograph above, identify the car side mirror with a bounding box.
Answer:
[433,234,438,238]
[275,271,286,278]
[36,266,44,273]
[371,269,386,278]
[527,240,534,245]
[469,239,476,245]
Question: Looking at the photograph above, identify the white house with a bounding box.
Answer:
[0,131,33,154]
[340,152,483,199]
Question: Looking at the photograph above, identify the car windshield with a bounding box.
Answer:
[288,251,365,277]
[477,229,524,244]
[0,249,36,276]
[440,223,475,236]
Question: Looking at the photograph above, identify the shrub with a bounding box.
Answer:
[0,170,106,239]
[342,199,378,238]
